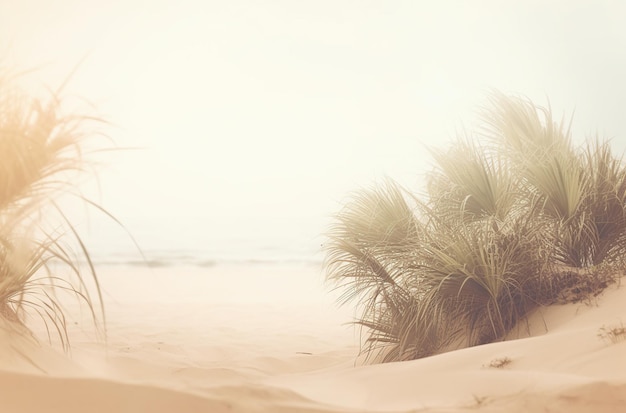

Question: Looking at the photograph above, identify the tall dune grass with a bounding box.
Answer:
[0,69,109,350]
[325,92,626,362]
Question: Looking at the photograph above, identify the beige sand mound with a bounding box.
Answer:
[0,370,235,413]
[270,279,626,412]
[482,381,626,413]
[0,265,624,413]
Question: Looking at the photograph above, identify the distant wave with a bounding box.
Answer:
[83,247,324,268]
[90,258,323,268]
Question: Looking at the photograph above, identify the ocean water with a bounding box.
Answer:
[86,240,325,269]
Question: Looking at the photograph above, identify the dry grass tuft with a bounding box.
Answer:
[325,91,626,363]
[597,322,626,344]
[0,66,115,349]
[486,356,513,369]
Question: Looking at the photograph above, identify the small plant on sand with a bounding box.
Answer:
[597,322,626,344]
[0,66,114,349]
[325,92,626,363]
[486,356,513,369]
[471,394,489,407]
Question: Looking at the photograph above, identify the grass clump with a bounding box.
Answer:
[0,67,112,350]
[597,322,626,344]
[325,91,626,363]
[485,357,513,369]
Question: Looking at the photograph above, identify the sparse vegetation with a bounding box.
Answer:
[597,322,626,344]
[0,67,111,349]
[486,357,513,369]
[471,394,489,407]
[325,92,626,363]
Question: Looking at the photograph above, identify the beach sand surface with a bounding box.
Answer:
[0,264,625,413]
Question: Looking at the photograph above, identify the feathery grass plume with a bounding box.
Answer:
[479,91,575,163]
[480,91,583,222]
[481,93,626,267]
[0,67,109,350]
[416,213,549,351]
[569,138,626,267]
[427,137,523,226]
[324,180,429,361]
[326,91,626,363]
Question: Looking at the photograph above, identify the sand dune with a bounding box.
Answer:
[0,265,624,412]
[267,282,626,412]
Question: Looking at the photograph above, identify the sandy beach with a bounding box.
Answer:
[3,2,626,412]
[0,264,622,413]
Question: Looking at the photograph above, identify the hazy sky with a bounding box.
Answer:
[2,1,626,257]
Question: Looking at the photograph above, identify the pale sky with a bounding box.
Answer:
[2,1,626,258]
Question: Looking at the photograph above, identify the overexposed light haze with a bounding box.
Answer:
[2,1,626,259]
